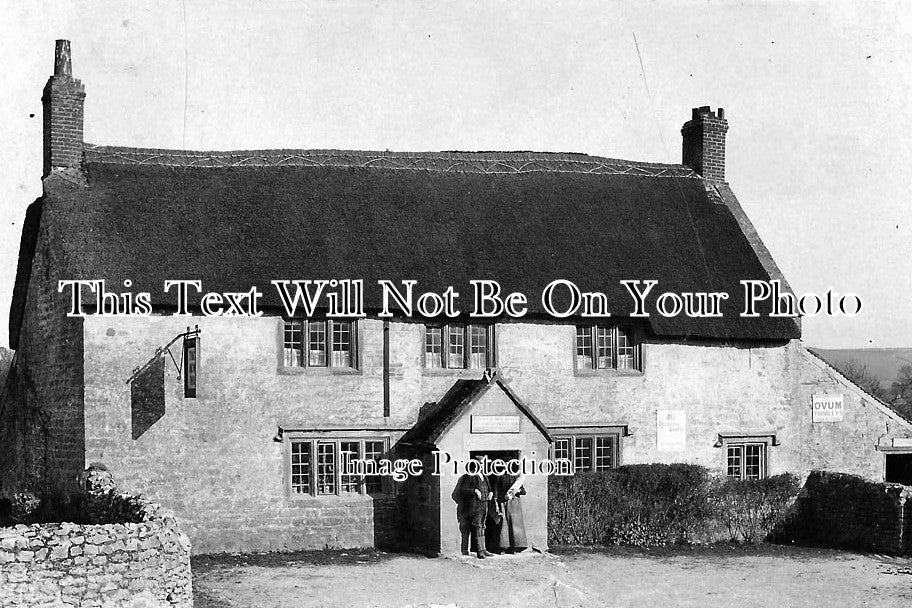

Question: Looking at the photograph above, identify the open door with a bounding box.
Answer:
[885,453,912,485]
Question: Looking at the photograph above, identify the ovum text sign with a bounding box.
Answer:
[471,415,520,434]
[812,393,844,422]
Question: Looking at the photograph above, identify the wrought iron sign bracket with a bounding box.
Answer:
[125,326,201,385]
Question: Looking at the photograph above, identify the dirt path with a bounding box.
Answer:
[192,546,912,608]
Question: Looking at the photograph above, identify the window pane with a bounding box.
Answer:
[596,326,614,369]
[553,438,571,463]
[331,322,353,368]
[447,325,465,369]
[290,441,312,494]
[574,437,592,472]
[616,327,635,370]
[726,445,742,478]
[594,436,615,471]
[744,444,763,480]
[425,327,443,369]
[576,326,593,370]
[469,325,487,369]
[364,440,385,494]
[308,321,327,367]
[340,441,361,493]
[316,441,337,495]
[284,320,304,367]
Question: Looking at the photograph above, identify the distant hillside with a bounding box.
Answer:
[808,348,912,423]
[808,348,912,388]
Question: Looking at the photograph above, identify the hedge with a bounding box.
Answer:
[710,474,801,543]
[548,463,800,547]
[770,470,912,554]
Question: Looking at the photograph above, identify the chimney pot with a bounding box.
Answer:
[54,40,72,77]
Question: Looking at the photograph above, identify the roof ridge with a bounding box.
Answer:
[82,144,699,178]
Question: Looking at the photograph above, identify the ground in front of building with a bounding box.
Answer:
[191,545,912,608]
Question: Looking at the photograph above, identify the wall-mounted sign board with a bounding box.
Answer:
[812,393,844,422]
[471,415,520,434]
[656,410,686,451]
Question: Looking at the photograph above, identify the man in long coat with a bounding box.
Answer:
[454,458,494,558]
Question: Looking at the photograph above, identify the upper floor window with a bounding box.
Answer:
[283,320,357,369]
[425,324,494,370]
[576,324,641,372]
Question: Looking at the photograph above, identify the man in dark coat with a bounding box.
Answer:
[454,457,494,558]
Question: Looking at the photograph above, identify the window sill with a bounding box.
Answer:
[569,469,620,475]
[573,368,644,378]
[277,366,362,376]
[286,492,394,504]
[421,368,489,378]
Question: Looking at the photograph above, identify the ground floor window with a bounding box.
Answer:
[550,430,622,472]
[288,436,389,497]
[716,433,775,480]
[725,443,766,480]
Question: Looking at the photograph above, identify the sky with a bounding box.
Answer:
[1,0,910,349]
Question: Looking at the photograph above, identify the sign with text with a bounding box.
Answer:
[471,415,520,434]
[656,410,686,451]
[812,393,844,422]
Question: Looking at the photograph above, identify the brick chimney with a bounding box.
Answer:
[681,106,728,182]
[42,40,85,178]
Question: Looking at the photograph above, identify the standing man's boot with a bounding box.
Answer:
[477,535,494,558]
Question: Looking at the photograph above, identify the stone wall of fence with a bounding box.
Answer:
[775,470,912,555]
[0,492,192,608]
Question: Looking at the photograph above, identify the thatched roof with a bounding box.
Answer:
[10,146,800,347]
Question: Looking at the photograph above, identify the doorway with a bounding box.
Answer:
[468,450,520,553]
[885,453,912,485]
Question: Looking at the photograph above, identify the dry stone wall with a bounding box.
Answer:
[0,493,192,608]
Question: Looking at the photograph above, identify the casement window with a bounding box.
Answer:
[289,437,388,497]
[424,324,495,370]
[550,431,621,473]
[725,443,766,480]
[716,433,775,480]
[576,325,641,372]
[282,320,357,369]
